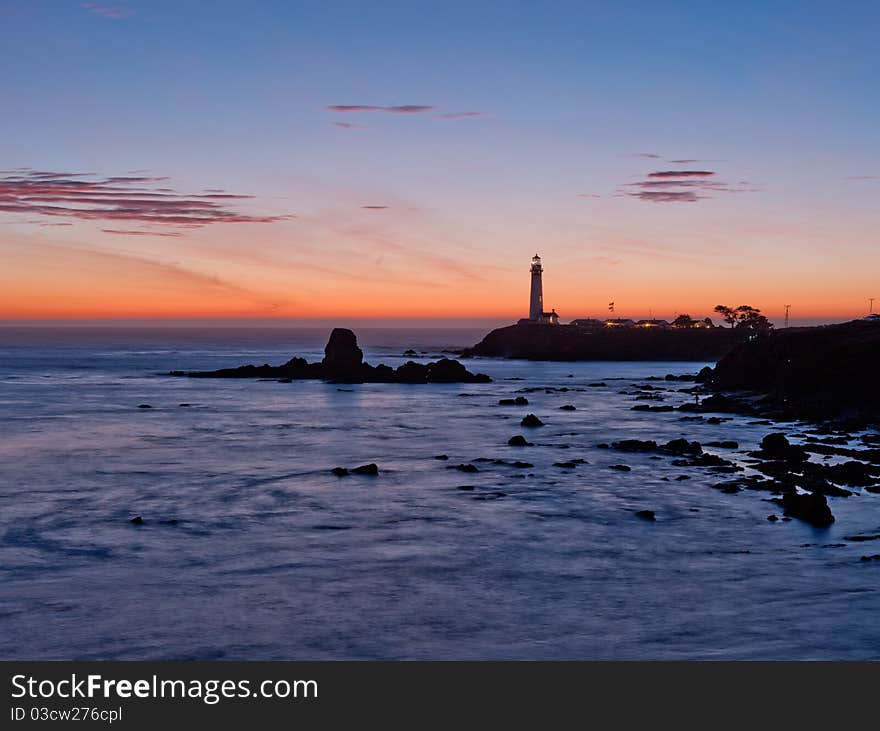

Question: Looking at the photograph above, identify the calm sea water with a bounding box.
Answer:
[1,326,878,660]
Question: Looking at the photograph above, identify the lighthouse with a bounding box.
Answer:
[529,254,544,320]
[522,254,559,325]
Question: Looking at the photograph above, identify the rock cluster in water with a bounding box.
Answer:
[170,328,491,384]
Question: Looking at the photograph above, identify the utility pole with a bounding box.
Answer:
[784,304,791,328]
[871,297,876,314]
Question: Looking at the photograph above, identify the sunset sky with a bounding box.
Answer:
[1,0,878,324]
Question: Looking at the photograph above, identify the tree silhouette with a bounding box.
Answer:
[671,314,696,328]
[714,305,737,328]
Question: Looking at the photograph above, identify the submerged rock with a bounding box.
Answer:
[634,510,656,521]
[508,435,533,447]
[351,463,379,476]
[331,467,350,477]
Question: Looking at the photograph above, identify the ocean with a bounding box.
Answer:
[1,326,878,660]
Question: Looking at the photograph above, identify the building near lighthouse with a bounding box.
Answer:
[518,254,559,324]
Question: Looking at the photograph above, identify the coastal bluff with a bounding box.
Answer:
[169,328,491,384]
[462,322,737,361]
[707,319,880,420]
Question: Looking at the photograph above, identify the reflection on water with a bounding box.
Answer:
[0,327,878,659]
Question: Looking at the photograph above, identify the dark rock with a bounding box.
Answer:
[588,382,607,387]
[137,404,152,409]
[859,555,880,562]
[427,358,491,383]
[351,463,379,475]
[512,461,534,468]
[403,349,418,356]
[844,534,880,542]
[775,491,835,527]
[559,404,577,411]
[751,433,808,462]
[675,475,691,481]
[554,461,578,468]
[824,460,876,487]
[663,438,702,456]
[322,327,364,376]
[609,464,632,471]
[696,366,714,383]
[433,454,449,460]
[456,485,475,491]
[178,403,192,407]
[634,510,656,521]
[631,404,674,412]
[508,435,533,447]
[671,453,738,469]
[455,463,479,473]
[705,440,739,449]
[767,514,779,522]
[521,414,545,427]
[331,467,350,477]
[130,516,144,525]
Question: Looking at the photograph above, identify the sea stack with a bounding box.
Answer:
[322,328,364,378]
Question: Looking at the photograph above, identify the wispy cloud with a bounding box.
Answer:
[845,175,879,180]
[577,193,602,199]
[325,105,434,114]
[629,190,703,203]
[647,170,715,178]
[333,121,366,129]
[81,3,133,19]
[667,159,701,164]
[438,111,482,119]
[621,168,757,203]
[102,229,184,237]
[0,170,292,227]
[361,205,389,210]
[629,153,661,159]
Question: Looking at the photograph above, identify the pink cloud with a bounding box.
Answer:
[0,170,292,227]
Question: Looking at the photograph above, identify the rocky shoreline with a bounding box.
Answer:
[169,327,491,384]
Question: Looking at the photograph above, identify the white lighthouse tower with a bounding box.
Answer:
[529,254,544,320]
[522,253,559,324]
